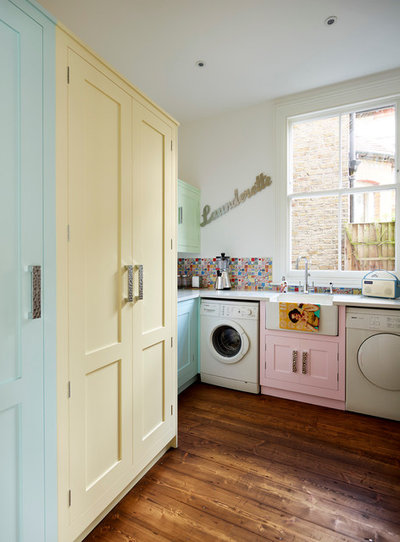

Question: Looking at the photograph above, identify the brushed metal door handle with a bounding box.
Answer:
[302,351,308,374]
[125,265,134,302]
[125,265,143,302]
[29,265,41,319]
[136,264,143,301]
[292,350,298,372]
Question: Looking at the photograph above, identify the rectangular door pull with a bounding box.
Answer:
[137,264,143,301]
[125,265,134,302]
[302,351,308,374]
[29,265,41,319]
[292,350,298,373]
[125,264,143,302]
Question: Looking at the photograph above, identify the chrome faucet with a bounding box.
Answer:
[296,256,310,294]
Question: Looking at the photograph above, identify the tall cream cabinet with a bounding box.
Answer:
[56,26,178,542]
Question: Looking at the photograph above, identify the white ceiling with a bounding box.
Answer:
[38,0,400,123]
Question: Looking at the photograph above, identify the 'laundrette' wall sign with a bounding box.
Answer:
[200,173,272,227]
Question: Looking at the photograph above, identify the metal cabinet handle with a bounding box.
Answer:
[29,265,41,319]
[178,206,183,224]
[137,264,143,301]
[125,265,143,302]
[302,351,308,374]
[292,350,298,372]
[125,265,134,302]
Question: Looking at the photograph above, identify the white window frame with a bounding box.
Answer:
[274,70,400,287]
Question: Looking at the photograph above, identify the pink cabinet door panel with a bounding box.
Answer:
[300,340,339,392]
[263,335,299,386]
[262,333,340,399]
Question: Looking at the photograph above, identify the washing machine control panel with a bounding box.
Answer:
[221,305,257,319]
[201,301,258,320]
[346,311,400,332]
[386,315,400,330]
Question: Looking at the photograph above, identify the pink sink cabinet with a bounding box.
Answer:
[259,301,346,410]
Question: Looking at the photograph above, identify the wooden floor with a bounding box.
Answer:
[85,383,400,541]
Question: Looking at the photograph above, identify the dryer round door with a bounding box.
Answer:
[209,320,249,364]
[358,333,400,391]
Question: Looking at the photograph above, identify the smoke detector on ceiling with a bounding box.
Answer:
[195,60,206,68]
[324,15,337,26]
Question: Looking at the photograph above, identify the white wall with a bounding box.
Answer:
[179,100,276,258]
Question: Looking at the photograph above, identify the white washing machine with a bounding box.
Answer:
[200,299,259,393]
[346,307,400,421]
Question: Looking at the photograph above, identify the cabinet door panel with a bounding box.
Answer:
[0,4,45,540]
[67,50,133,524]
[178,180,200,252]
[140,120,165,333]
[178,311,191,372]
[178,299,198,389]
[142,342,165,438]
[132,102,175,471]
[300,340,338,391]
[264,335,299,385]
[85,360,121,488]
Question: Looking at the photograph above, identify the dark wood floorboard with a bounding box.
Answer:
[84,383,400,541]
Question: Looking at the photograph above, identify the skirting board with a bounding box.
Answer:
[201,373,260,394]
[178,374,199,394]
[261,386,345,410]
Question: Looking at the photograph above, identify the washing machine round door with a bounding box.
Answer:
[209,320,249,364]
[358,333,400,391]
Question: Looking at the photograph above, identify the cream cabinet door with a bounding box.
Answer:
[132,101,176,472]
[67,50,133,531]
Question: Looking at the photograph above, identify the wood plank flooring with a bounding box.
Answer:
[84,383,400,541]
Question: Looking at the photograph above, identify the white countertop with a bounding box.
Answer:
[177,288,400,309]
[177,289,277,302]
[177,290,201,302]
[331,294,400,309]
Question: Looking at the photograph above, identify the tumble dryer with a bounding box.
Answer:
[346,307,400,421]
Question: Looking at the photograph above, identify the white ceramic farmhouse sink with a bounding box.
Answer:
[273,293,334,305]
[266,293,338,335]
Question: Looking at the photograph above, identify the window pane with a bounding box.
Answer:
[291,115,340,194]
[341,190,396,271]
[342,106,396,190]
[291,195,339,271]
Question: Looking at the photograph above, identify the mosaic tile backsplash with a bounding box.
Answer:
[178,257,272,289]
[177,257,362,295]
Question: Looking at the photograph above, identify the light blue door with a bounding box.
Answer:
[178,299,199,392]
[0,2,45,540]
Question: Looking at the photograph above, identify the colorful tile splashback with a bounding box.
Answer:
[178,257,273,290]
[177,257,362,295]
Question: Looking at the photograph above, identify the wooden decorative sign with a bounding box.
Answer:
[200,173,272,227]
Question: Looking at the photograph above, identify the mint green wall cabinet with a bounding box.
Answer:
[177,179,200,253]
[0,1,56,541]
[177,299,199,393]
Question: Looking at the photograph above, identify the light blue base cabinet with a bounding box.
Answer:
[178,298,199,393]
[0,1,56,541]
